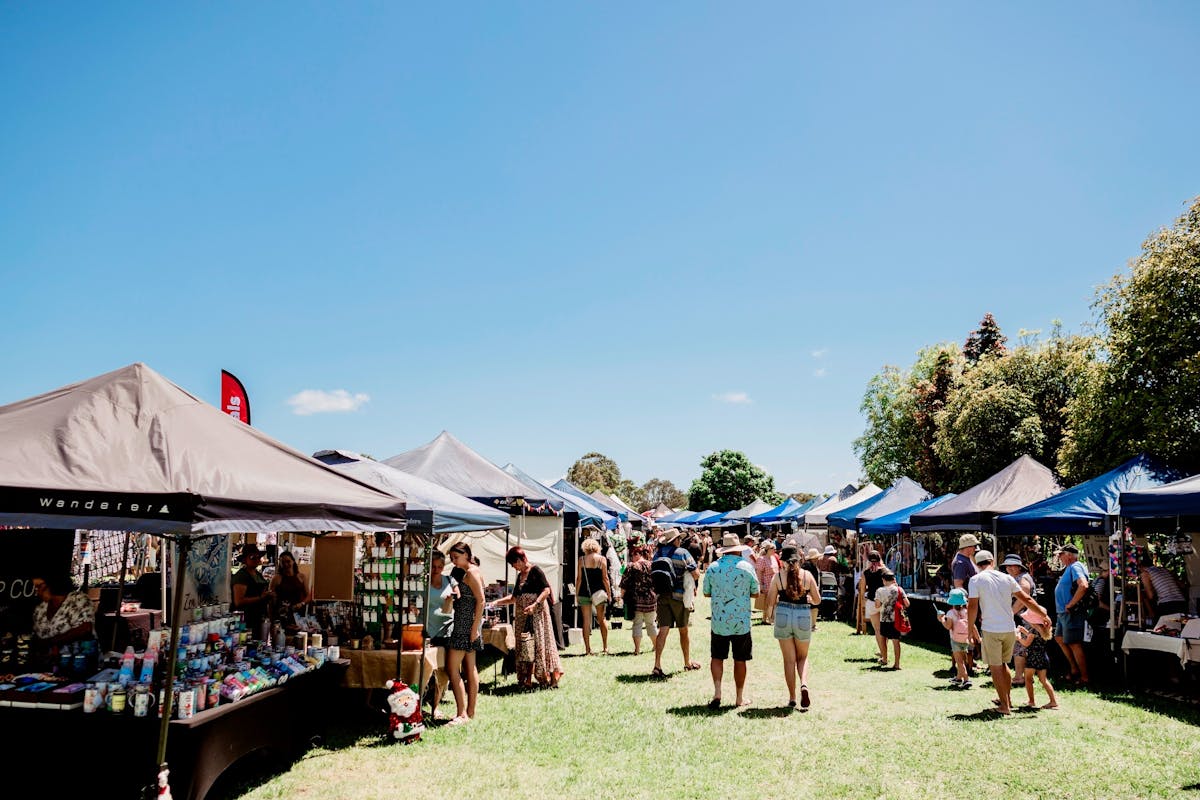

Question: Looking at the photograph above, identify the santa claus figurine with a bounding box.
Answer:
[384,679,424,743]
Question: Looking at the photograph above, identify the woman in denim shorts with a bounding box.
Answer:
[766,546,822,709]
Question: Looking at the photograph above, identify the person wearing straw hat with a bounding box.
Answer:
[1001,553,1035,686]
[953,534,982,675]
[651,528,701,677]
[702,533,760,708]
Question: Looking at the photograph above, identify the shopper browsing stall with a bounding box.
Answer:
[31,573,96,667]
[493,546,562,689]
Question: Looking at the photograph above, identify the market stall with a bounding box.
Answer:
[0,363,408,799]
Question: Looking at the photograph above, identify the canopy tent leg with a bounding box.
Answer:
[152,533,191,799]
[416,524,433,711]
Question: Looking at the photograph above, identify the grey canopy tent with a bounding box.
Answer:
[385,431,563,591]
[0,363,407,795]
[909,455,1062,533]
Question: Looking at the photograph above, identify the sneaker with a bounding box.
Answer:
[949,678,963,687]
[959,680,972,690]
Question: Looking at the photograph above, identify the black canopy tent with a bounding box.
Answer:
[0,363,407,797]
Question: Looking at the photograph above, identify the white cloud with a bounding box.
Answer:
[813,367,828,378]
[810,348,828,359]
[713,391,752,405]
[287,389,371,416]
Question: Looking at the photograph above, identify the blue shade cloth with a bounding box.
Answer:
[691,510,725,526]
[1120,472,1200,519]
[503,463,615,530]
[671,510,711,526]
[826,477,931,530]
[551,479,620,529]
[315,450,510,533]
[909,455,1061,532]
[655,509,693,524]
[859,494,957,535]
[748,495,826,524]
[998,454,1181,534]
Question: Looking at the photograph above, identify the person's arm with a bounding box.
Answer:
[901,587,910,609]
[939,610,954,630]
[766,573,780,613]
[602,561,612,595]
[1064,570,1089,612]
[1013,587,1047,620]
[466,567,485,639]
[966,597,980,642]
[1016,625,1034,646]
[806,571,820,606]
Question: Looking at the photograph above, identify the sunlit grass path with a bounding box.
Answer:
[229,596,1200,800]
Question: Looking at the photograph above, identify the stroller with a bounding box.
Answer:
[818,572,840,620]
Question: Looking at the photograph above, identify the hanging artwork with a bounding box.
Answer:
[168,537,231,613]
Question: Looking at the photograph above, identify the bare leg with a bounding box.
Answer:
[953,651,967,682]
[1039,670,1059,708]
[1055,635,1080,678]
[582,605,593,655]
[653,626,670,671]
[991,663,1012,714]
[733,660,748,705]
[463,650,479,718]
[795,639,811,687]
[778,639,797,703]
[1013,654,1027,685]
[446,648,466,719]
[597,604,609,653]
[892,638,902,669]
[871,613,885,662]
[680,626,692,667]
[1068,643,1089,684]
[632,633,642,655]
[710,657,723,702]
[1024,668,1036,706]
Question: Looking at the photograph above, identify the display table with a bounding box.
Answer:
[0,660,346,800]
[341,648,447,700]
[1122,630,1200,668]
[483,623,515,654]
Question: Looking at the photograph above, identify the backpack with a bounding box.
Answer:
[650,548,677,596]
[893,588,912,635]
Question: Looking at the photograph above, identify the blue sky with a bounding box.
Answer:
[2,3,1198,501]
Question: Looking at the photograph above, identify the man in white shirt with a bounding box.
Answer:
[966,549,1048,715]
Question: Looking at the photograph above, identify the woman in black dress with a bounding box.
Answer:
[445,543,485,725]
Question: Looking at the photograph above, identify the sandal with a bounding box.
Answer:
[651,667,666,678]
[800,685,810,709]
[684,661,702,671]
[707,697,721,710]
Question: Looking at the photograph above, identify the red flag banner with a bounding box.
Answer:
[220,370,251,425]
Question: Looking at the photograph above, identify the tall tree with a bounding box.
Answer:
[853,365,919,489]
[566,452,622,494]
[641,478,688,510]
[1060,196,1200,481]
[688,450,783,512]
[614,478,646,512]
[911,346,961,494]
[963,312,1008,364]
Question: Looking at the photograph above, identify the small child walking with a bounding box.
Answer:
[938,588,974,689]
[1016,611,1059,709]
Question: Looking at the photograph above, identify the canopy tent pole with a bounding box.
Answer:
[110,531,133,654]
[154,533,192,798]
[1107,515,1118,657]
[416,520,432,711]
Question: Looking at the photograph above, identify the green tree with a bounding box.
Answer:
[788,492,817,504]
[1060,196,1200,481]
[935,330,1096,490]
[641,478,688,510]
[852,365,919,489]
[687,450,783,512]
[566,452,622,494]
[963,312,1008,364]
[614,478,646,512]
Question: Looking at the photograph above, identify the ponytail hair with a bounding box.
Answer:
[784,561,805,602]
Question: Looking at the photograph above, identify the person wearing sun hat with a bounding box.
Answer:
[938,588,975,688]
[702,533,761,708]
[952,534,982,675]
[1001,554,1036,686]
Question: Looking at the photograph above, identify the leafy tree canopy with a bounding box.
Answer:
[641,478,689,511]
[964,312,1008,364]
[566,452,622,494]
[1060,196,1200,481]
[688,450,783,512]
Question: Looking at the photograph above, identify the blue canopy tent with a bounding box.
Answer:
[688,510,723,527]
[827,477,931,532]
[859,494,957,535]
[503,464,614,530]
[1118,469,1200,520]
[998,454,1181,535]
[672,510,710,526]
[749,495,826,524]
[655,509,693,525]
[551,479,620,530]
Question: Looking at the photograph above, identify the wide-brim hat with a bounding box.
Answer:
[779,546,801,564]
[806,548,821,560]
[1055,543,1079,555]
[958,534,981,549]
[663,528,683,544]
[719,533,743,554]
[947,588,968,606]
[823,545,836,556]
[1000,554,1027,570]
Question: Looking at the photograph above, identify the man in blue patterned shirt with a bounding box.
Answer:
[702,533,761,708]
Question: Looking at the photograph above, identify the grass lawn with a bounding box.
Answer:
[219,595,1200,800]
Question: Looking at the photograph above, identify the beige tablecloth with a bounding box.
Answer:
[1122,631,1200,668]
[340,648,447,699]
[483,623,515,654]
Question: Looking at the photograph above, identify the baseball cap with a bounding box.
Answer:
[974,549,994,565]
[1055,544,1079,555]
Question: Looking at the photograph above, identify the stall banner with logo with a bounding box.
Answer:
[220,370,251,425]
